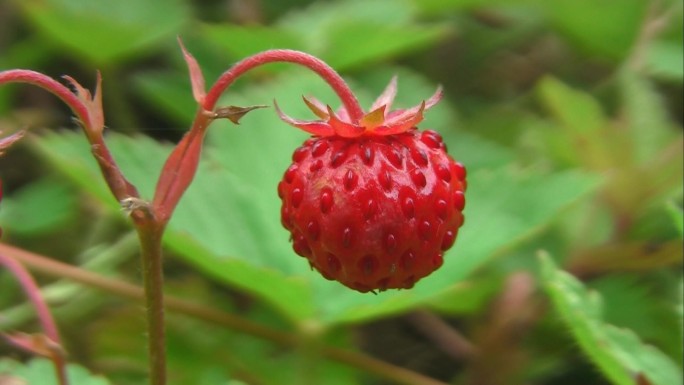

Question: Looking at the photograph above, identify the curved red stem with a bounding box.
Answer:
[0,70,90,129]
[204,49,364,122]
[0,69,139,201]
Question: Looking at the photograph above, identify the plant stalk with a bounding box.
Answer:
[136,221,167,385]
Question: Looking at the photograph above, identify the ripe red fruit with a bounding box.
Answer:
[277,78,466,293]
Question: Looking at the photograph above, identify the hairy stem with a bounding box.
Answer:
[0,243,449,385]
[0,252,68,385]
[0,70,89,126]
[204,49,364,121]
[136,221,167,385]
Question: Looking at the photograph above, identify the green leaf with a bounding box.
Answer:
[620,71,680,165]
[200,24,307,61]
[276,0,450,70]
[410,0,545,14]
[19,0,189,64]
[318,21,452,71]
[133,71,198,124]
[542,0,649,61]
[537,76,606,136]
[164,233,316,322]
[0,37,52,110]
[411,0,494,13]
[646,40,684,82]
[0,358,111,385]
[588,274,684,363]
[30,132,167,206]
[0,36,56,70]
[665,201,684,236]
[536,76,616,170]
[540,255,683,385]
[0,178,78,236]
[278,0,417,36]
[426,277,500,314]
[443,168,600,282]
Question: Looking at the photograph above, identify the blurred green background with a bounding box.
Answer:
[0,0,682,384]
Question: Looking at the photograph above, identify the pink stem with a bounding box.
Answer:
[0,70,90,132]
[0,252,68,385]
[204,50,365,122]
[0,253,60,343]
[0,69,139,202]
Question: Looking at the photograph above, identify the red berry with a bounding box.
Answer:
[276,78,466,292]
[279,130,465,292]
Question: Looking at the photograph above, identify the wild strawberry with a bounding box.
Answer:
[276,77,466,293]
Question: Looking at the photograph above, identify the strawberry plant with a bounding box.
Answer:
[0,1,682,385]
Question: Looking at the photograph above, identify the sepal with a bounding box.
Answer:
[63,72,105,134]
[178,37,206,105]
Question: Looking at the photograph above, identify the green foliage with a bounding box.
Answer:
[542,0,649,61]
[0,178,77,236]
[667,201,684,236]
[536,75,612,168]
[0,358,111,385]
[541,255,682,385]
[587,273,684,363]
[647,40,684,81]
[202,0,452,71]
[17,0,190,65]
